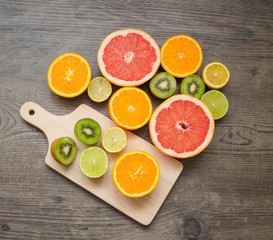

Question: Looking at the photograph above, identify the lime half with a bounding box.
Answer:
[88,77,112,102]
[102,127,127,153]
[201,90,229,120]
[79,147,108,178]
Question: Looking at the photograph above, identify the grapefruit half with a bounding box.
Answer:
[149,94,214,158]
[97,29,160,86]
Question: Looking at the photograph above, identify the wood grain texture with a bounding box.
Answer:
[19,102,182,226]
[1,0,273,239]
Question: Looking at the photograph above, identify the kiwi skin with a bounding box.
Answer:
[50,137,77,165]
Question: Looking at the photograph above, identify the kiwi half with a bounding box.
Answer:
[149,72,177,99]
[180,75,205,99]
[51,137,77,165]
[74,118,101,145]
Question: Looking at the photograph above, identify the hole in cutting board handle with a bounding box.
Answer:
[29,109,35,116]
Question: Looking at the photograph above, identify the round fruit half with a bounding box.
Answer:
[48,53,91,98]
[112,150,160,198]
[97,29,160,86]
[161,35,203,78]
[149,94,214,158]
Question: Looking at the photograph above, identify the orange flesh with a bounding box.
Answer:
[161,36,202,77]
[110,88,151,129]
[114,153,159,195]
[50,55,89,94]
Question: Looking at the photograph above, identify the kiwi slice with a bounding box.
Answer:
[74,118,101,145]
[149,72,177,99]
[50,137,77,165]
[180,75,205,99]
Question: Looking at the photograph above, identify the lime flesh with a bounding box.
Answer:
[79,147,108,178]
[201,90,229,120]
[102,127,127,153]
[88,77,112,102]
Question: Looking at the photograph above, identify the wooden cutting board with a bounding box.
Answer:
[20,102,183,225]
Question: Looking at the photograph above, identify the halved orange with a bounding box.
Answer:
[108,87,152,130]
[47,53,91,98]
[112,150,160,198]
[160,35,203,78]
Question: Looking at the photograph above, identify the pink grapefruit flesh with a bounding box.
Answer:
[149,94,215,158]
[97,29,160,86]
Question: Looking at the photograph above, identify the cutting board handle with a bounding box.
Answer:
[20,102,57,134]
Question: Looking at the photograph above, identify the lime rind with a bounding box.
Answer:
[79,147,108,178]
[201,90,229,120]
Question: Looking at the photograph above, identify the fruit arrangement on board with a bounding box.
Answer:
[46,29,230,198]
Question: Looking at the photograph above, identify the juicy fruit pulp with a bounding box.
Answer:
[180,75,205,99]
[74,119,101,145]
[201,90,229,120]
[47,53,91,98]
[149,95,214,158]
[98,29,160,86]
[109,87,152,130]
[102,127,127,153]
[202,62,230,89]
[160,35,203,78]
[51,137,77,165]
[79,147,108,178]
[149,72,177,99]
[88,76,112,102]
[112,150,160,198]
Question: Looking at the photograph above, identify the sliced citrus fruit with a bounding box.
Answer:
[48,53,91,98]
[149,94,214,158]
[97,29,160,86]
[202,62,230,89]
[88,76,112,102]
[112,150,160,198]
[109,87,152,130]
[79,147,108,178]
[102,127,127,153]
[201,90,229,120]
[160,35,203,78]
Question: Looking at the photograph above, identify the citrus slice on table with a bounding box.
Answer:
[109,87,152,130]
[149,94,214,158]
[102,127,127,153]
[160,35,203,78]
[48,53,91,98]
[79,147,108,178]
[88,76,112,102]
[97,29,160,86]
[202,62,230,89]
[201,90,229,120]
[112,150,160,198]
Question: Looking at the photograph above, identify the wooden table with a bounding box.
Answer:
[1,1,272,239]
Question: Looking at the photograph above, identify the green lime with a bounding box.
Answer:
[87,77,112,102]
[79,147,108,178]
[102,127,127,153]
[201,90,229,120]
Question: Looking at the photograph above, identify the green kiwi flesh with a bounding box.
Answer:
[180,75,205,99]
[149,72,177,99]
[51,137,77,165]
[74,118,101,145]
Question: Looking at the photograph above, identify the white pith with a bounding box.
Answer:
[149,94,214,158]
[98,29,160,86]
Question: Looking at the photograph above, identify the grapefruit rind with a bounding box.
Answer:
[112,150,160,198]
[160,35,203,78]
[98,29,161,86]
[149,94,214,158]
[47,53,92,98]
